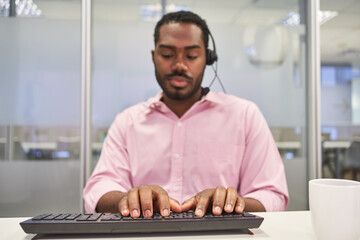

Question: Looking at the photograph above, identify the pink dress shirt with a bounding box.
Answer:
[83,91,289,213]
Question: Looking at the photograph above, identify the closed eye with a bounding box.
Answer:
[162,54,173,59]
[187,55,198,60]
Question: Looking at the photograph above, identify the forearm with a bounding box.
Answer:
[96,191,127,213]
[244,197,266,212]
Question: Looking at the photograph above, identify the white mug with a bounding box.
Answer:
[309,178,360,240]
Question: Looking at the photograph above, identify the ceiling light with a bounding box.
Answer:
[279,12,300,27]
[318,10,338,25]
[140,4,189,22]
[338,49,360,59]
[0,0,42,17]
[279,10,338,26]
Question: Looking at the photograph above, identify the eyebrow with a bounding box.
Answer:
[158,44,201,50]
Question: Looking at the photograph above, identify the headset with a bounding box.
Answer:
[205,29,227,94]
[206,31,218,66]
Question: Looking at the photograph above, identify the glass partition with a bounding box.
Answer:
[0,0,82,217]
[320,0,360,181]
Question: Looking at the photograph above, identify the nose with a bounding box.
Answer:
[171,56,188,74]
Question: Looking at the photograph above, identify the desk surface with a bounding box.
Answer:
[0,211,316,240]
[322,140,351,149]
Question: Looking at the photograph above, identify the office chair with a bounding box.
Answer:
[341,139,360,181]
[0,141,5,160]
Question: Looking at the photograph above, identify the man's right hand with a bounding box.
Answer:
[96,185,181,218]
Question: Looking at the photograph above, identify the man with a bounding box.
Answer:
[83,11,288,218]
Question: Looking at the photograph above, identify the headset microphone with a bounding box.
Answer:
[201,87,210,96]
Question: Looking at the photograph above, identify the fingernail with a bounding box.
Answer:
[144,210,151,218]
[163,208,169,216]
[236,205,243,212]
[226,204,232,211]
[122,208,129,215]
[195,209,203,216]
[214,206,221,214]
[132,209,139,217]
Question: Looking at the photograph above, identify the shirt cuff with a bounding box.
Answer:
[83,180,127,213]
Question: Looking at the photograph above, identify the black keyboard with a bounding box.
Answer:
[20,212,264,234]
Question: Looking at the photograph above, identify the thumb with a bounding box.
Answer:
[169,197,182,213]
[180,197,196,212]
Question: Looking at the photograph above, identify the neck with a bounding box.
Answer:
[162,88,202,118]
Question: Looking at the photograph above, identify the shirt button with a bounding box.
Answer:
[174,153,180,159]
[173,186,179,191]
[177,122,182,126]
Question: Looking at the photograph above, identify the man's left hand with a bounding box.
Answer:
[181,186,245,217]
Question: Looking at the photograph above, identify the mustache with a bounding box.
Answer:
[165,72,193,80]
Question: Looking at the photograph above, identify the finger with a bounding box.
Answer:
[235,196,245,213]
[224,187,238,213]
[212,186,226,215]
[128,188,141,218]
[151,186,170,217]
[180,197,197,212]
[195,190,214,217]
[138,185,153,218]
[118,196,130,216]
[170,197,182,213]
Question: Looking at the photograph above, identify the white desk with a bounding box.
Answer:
[21,142,57,151]
[275,141,302,150]
[20,142,104,151]
[322,141,351,149]
[0,211,317,240]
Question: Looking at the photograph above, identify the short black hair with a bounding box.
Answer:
[154,11,210,49]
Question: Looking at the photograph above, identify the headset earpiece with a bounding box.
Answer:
[206,31,218,65]
[206,49,218,65]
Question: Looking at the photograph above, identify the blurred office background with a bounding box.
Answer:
[0,0,359,217]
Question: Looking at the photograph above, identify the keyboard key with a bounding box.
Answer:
[87,213,102,221]
[65,214,81,220]
[54,214,71,220]
[32,214,52,221]
[152,213,163,220]
[121,216,134,221]
[109,216,122,221]
[243,212,256,217]
[43,214,61,220]
[76,214,91,221]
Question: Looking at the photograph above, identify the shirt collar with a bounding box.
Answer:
[146,89,226,111]
[146,92,166,112]
[200,91,226,105]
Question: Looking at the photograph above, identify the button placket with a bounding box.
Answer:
[169,120,185,201]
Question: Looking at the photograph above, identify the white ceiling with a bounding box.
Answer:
[35,0,360,64]
[319,0,360,63]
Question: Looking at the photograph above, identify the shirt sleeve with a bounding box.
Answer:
[239,102,289,211]
[83,113,132,213]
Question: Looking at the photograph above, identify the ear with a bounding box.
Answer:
[151,50,155,63]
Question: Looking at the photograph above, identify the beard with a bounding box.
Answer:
[154,67,205,101]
